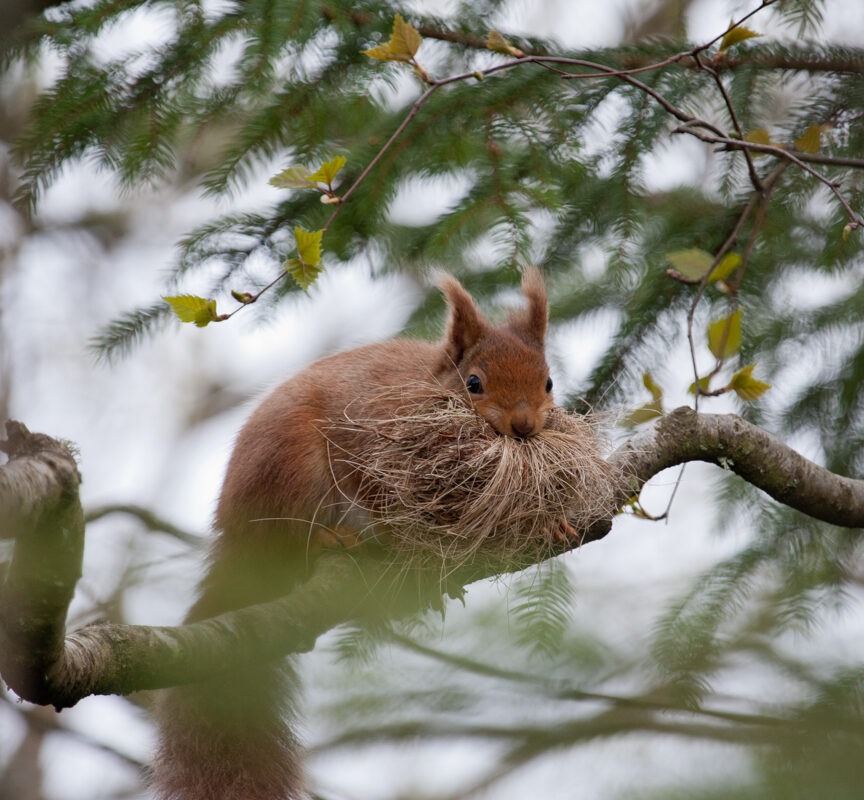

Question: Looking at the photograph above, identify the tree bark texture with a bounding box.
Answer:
[0,409,861,709]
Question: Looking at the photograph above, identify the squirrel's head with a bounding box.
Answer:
[436,268,553,438]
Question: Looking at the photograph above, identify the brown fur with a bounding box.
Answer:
[152,270,554,800]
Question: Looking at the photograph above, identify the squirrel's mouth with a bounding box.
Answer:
[490,416,544,439]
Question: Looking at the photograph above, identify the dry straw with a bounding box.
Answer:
[325,387,620,568]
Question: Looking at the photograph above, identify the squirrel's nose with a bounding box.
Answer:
[511,418,535,437]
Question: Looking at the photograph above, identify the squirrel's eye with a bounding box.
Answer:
[466,375,483,394]
[546,376,553,393]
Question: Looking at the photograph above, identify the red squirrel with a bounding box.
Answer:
[153,268,554,800]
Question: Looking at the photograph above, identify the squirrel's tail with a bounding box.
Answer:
[153,661,303,800]
[151,529,310,800]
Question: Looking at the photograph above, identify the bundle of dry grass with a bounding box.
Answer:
[325,389,620,567]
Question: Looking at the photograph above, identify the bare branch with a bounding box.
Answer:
[84,503,203,546]
[3,696,146,771]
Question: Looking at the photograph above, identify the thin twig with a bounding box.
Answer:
[676,128,864,228]
[85,503,203,545]
[702,61,763,191]
[685,190,761,411]
[729,163,788,294]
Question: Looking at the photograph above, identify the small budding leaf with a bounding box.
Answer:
[231,290,254,304]
[794,124,822,154]
[842,223,854,241]
[362,14,422,62]
[287,227,325,290]
[270,165,316,189]
[294,227,323,267]
[707,309,742,360]
[486,29,524,57]
[688,375,712,395]
[307,156,346,186]
[719,23,760,52]
[284,257,323,291]
[164,295,220,327]
[665,248,713,281]
[730,364,771,401]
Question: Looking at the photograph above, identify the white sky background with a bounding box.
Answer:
[2,1,864,798]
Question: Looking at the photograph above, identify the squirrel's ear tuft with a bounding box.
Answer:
[507,267,547,348]
[438,273,486,364]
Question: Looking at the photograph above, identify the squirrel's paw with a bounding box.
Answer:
[309,524,363,552]
[553,517,582,547]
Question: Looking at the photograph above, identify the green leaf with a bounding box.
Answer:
[623,373,665,425]
[624,400,664,427]
[294,227,323,266]
[286,227,324,289]
[269,165,316,189]
[666,250,741,283]
[744,129,773,155]
[719,24,760,52]
[711,252,741,282]
[666,248,713,281]
[307,156,346,186]
[707,310,742,360]
[730,364,770,401]
[284,257,323,291]
[688,375,711,394]
[643,371,663,401]
[164,295,220,327]
[794,124,822,154]
[362,14,422,62]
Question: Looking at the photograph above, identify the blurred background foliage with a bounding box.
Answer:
[2,0,864,798]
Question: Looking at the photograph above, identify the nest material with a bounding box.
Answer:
[325,389,620,567]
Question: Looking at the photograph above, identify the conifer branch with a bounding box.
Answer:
[326,3,864,76]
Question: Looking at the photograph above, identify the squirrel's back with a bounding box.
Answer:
[215,338,441,542]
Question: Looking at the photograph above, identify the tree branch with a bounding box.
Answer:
[0,421,81,538]
[1,410,861,710]
[612,406,864,527]
[0,422,84,706]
